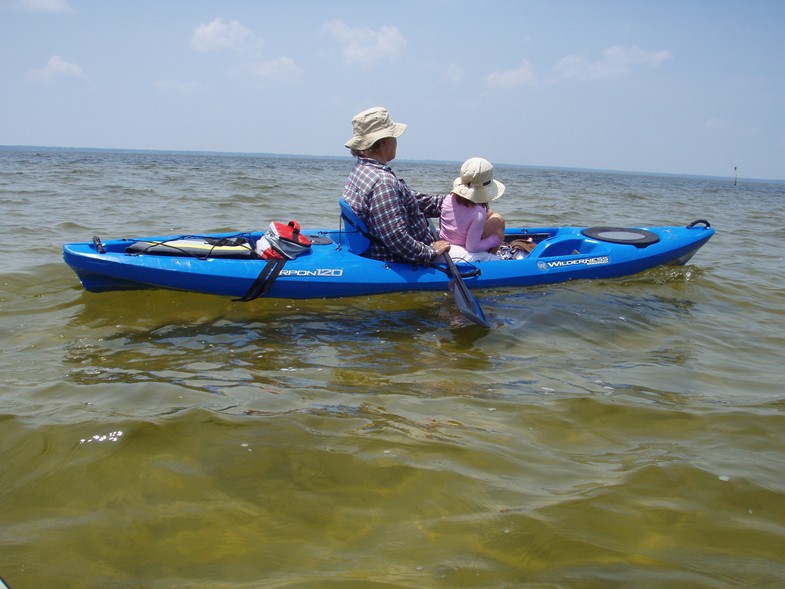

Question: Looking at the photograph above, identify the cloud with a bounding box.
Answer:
[250,57,302,79]
[5,0,73,12]
[553,45,673,80]
[26,55,84,83]
[190,17,254,52]
[322,19,405,66]
[485,60,536,88]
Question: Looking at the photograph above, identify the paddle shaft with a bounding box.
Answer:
[431,226,490,328]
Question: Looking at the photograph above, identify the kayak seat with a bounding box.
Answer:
[339,198,375,254]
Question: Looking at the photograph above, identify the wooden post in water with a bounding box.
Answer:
[734,166,737,186]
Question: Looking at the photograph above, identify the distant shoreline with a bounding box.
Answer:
[2,144,781,184]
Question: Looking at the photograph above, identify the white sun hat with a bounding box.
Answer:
[452,157,505,203]
[345,106,408,150]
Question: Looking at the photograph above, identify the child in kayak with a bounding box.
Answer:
[439,157,507,261]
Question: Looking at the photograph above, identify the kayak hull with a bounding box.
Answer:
[63,222,714,299]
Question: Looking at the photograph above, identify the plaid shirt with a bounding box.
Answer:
[343,158,446,263]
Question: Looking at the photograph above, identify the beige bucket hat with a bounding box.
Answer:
[345,106,407,150]
[452,157,505,203]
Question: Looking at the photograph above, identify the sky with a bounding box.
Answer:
[1,0,783,180]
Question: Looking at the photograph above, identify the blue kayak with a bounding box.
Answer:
[62,219,714,300]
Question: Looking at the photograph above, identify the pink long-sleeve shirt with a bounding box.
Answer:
[439,194,501,253]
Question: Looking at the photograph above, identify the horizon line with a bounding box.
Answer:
[1,144,780,184]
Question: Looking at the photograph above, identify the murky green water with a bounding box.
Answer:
[1,148,784,588]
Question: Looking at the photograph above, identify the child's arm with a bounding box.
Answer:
[464,208,501,253]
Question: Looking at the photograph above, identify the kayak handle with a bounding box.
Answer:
[92,236,106,253]
[687,219,711,229]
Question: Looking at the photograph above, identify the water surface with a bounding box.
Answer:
[1,148,784,588]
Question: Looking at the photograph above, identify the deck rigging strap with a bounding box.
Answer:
[235,258,286,302]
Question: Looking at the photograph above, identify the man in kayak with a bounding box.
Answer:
[343,106,451,264]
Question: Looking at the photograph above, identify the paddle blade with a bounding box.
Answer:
[449,276,491,328]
